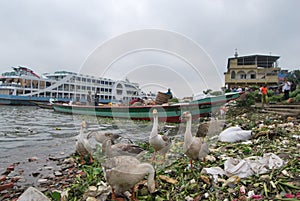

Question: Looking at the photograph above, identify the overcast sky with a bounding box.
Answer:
[0,0,299,98]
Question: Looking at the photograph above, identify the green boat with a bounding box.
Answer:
[53,92,241,123]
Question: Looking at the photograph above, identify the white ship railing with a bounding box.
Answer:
[20,74,74,96]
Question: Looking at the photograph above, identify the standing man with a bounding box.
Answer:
[94,89,99,106]
[86,91,92,105]
[282,79,291,100]
[260,85,268,109]
[166,88,173,99]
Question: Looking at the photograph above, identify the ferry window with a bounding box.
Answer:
[117,90,122,95]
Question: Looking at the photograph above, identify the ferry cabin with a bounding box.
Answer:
[0,67,142,104]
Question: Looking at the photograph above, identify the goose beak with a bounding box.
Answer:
[148,179,156,193]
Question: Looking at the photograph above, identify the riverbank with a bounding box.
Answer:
[1,102,300,200]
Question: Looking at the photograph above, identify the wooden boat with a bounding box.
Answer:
[33,101,54,109]
[53,92,241,123]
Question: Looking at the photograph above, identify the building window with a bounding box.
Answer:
[247,70,256,79]
[231,71,236,79]
[240,74,246,79]
[237,71,246,79]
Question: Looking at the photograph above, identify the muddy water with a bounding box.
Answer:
[0,106,155,174]
[0,106,79,173]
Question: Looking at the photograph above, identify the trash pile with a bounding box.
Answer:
[2,102,300,200]
[61,103,299,200]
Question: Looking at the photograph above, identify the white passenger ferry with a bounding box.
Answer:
[0,66,143,105]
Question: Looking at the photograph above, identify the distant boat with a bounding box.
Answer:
[0,66,145,106]
[53,92,241,123]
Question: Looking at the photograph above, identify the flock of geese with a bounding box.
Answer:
[75,109,210,200]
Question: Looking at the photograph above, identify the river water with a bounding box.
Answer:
[0,106,156,174]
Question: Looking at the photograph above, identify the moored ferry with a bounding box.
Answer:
[0,66,144,105]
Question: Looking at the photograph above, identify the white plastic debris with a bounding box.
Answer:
[219,126,252,142]
[201,153,284,179]
[17,187,50,201]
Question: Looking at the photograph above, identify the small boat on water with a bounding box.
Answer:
[53,92,241,123]
[33,101,54,109]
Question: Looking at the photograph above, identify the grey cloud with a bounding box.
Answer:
[0,0,299,97]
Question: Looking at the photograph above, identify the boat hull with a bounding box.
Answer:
[53,93,240,123]
[0,94,69,106]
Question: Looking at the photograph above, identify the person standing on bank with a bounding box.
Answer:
[86,91,92,105]
[94,90,99,106]
[282,79,291,100]
[260,85,268,109]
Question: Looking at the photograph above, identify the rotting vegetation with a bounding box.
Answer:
[1,100,299,200]
[46,101,299,201]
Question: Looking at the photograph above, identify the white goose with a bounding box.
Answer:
[102,155,155,200]
[181,111,210,168]
[149,109,172,162]
[102,139,146,158]
[75,121,93,164]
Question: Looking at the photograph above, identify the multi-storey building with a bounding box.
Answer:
[224,51,281,90]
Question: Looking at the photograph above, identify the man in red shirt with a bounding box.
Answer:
[260,85,268,109]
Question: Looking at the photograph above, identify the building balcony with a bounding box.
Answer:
[225,74,279,84]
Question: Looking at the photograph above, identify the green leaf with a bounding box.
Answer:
[93,167,103,175]
[50,191,61,201]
